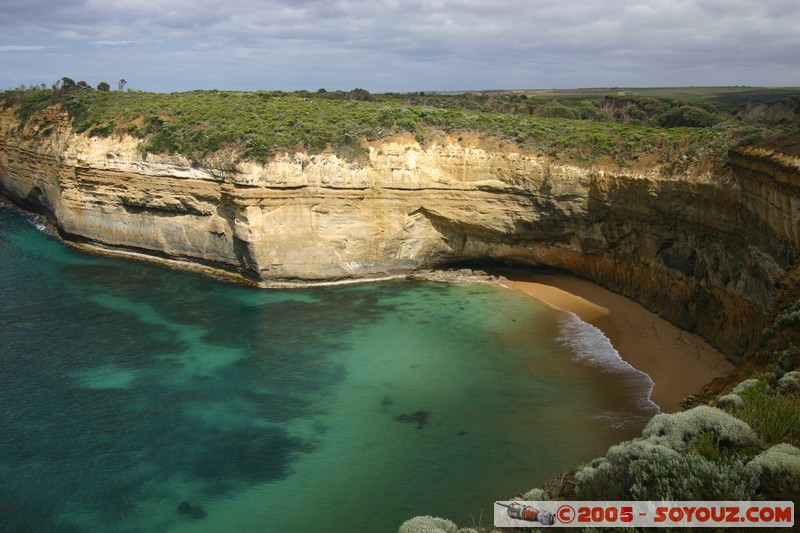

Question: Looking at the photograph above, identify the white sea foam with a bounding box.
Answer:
[20,208,54,235]
[557,311,660,414]
[0,200,55,235]
[29,216,52,235]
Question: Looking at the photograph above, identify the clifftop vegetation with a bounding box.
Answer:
[2,81,799,170]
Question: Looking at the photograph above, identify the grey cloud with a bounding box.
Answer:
[1,0,798,91]
[0,45,47,52]
[90,41,133,46]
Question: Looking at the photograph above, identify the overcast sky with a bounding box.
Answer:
[1,0,799,93]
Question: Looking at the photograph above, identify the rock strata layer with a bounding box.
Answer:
[1,107,798,359]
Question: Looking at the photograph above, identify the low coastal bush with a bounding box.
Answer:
[573,434,758,501]
[721,378,800,446]
[778,370,800,394]
[398,515,458,533]
[3,85,795,168]
[715,393,744,410]
[641,405,759,452]
[746,443,800,501]
[521,487,547,501]
[627,450,758,500]
[732,378,760,394]
[657,104,722,128]
[757,299,800,367]
[571,404,798,501]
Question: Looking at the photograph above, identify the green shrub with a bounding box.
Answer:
[689,430,723,461]
[757,299,800,365]
[539,104,580,120]
[74,120,94,134]
[89,121,116,138]
[12,89,54,128]
[774,300,800,329]
[243,137,272,162]
[658,105,722,128]
[733,381,800,445]
[576,100,601,120]
[333,133,369,162]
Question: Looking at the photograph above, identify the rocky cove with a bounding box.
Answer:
[1,105,798,363]
[2,100,800,531]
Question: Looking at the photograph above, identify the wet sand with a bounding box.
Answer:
[500,272,734,412]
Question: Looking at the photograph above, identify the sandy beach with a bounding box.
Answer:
[499,271,734,412]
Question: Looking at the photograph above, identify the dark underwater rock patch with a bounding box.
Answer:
[394,410,431,429]
[177,501,207,519]
[380,395,394,410]
[191,427,311,483]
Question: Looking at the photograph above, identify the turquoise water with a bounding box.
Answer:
[0,202,657,532]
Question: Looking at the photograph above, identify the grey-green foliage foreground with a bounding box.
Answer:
[401,370,800,532]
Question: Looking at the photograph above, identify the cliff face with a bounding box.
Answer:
[1,106,798,359]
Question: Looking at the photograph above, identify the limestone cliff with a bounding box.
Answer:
[1,106,798,360]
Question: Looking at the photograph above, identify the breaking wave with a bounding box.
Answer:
[29,216,53,235]
[557,311,660,415]
[0,200,55,236]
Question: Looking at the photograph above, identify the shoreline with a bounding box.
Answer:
[498,271,734,413]
[1,197,733,412]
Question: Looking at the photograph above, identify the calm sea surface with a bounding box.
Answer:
[0,202,657,532]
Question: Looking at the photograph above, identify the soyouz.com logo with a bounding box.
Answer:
[493,501,795,528]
